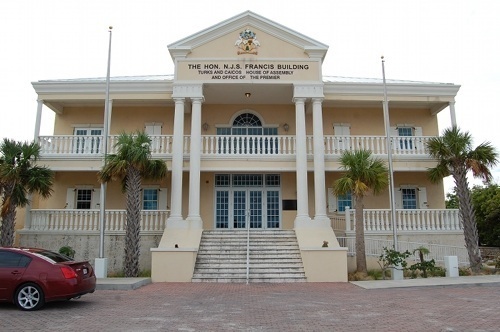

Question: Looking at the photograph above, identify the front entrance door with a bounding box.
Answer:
[233,190,263,229]
[215,174,281,229]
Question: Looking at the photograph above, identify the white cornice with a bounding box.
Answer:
[323,82,460,99]
[32,80,174,95]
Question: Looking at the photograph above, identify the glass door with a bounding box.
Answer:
[233,190,263,229]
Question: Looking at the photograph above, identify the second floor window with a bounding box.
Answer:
[74,127,103,154]
[397,126,414,150]
[216,113,278,154]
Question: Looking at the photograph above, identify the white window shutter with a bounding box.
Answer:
[394,188,402,209]
[390,126,397,136]
[92,188,101,209]
[414,127,423,136]
[418,187,428,209]
[327,188,337,213]
[66,188,75,209]
[159,188,168,210]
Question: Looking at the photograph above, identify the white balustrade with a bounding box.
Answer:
[39,134,433,157]
[335,208,461,232]
[29,209,169,232]
[200,135,296,156]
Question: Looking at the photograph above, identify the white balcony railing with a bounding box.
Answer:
[336,208,461,232]
[38,135,433,158]
[28,209,169,232]
[38,135,173,156]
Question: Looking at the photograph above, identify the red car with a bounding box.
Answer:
[0,247,96,310]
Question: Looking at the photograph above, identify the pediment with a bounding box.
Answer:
[168,11,329,61]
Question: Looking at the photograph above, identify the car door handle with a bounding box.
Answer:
[11,271,22,275]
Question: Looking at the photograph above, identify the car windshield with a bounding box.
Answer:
[30,250,73,263]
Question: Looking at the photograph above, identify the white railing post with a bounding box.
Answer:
[345,207,351,231]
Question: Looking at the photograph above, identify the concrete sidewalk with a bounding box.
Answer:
[96,277,151,290]
[352,274,500,289]
[97,274,500,290]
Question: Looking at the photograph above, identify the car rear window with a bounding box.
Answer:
[31,250,74,263]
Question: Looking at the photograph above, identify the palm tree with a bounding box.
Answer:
[427,126,498,273]
[333,149,388,274]
[0,139,53,247]
[98,131,167,277]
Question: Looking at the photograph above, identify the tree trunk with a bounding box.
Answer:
[355,196,367,274]
[124,167,142,277]
[0,182,17,247]
[453,167,482,273]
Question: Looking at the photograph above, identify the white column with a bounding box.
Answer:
[187,97,203,226]
[449,101,457,127]
[168,98,185,223]
[312,98,329,224]
[33,99,43,142]
[294,97,311,225]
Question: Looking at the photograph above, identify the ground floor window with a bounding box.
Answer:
[143,188,159,210]
[337,192,352,212]
[215,174,281,229]
[401,188,418,209]
[76,189,92,209]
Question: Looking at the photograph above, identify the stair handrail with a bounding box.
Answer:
[246,215,250,284]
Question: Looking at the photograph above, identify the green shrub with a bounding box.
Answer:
[378,246,412,280]
[59,246,75,259]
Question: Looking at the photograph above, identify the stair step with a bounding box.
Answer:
[192,230,306,283]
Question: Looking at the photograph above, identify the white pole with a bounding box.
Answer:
[381,56,398,251]
[97,27,112,276]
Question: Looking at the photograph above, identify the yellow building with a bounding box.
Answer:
[21,11,465,282]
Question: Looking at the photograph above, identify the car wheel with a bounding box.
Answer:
[15,283,45,311]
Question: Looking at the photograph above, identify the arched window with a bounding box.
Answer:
[216,113,278,154]
[231,113,263,136]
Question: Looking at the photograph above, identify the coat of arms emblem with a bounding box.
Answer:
[235,29,260,55]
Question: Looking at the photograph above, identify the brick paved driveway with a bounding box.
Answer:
[1,283,499,331]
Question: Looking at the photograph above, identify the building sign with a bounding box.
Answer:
[177,60,320,82]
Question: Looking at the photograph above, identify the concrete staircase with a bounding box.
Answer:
[192,230,307,283]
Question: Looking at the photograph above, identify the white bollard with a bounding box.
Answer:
[391,264,404,280]
[444,256,459,277]
[95,257,108,278]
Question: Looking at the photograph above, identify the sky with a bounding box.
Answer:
[1,0,499,192]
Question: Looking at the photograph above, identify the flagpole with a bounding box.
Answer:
[96,26,112,278]
[381,56,398,252]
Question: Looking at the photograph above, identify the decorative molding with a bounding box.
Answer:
[293,84,324,99]
[172,84,204,98]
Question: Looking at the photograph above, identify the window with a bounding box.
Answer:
[398,126,414,149]
[337,192,353,212]
[76,189,92,209]
[0,251,31,268]
[143,188,159,210]
[401,188,417,209]
[74,127,103,153]
[216,113,278,154]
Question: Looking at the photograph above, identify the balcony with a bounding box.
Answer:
[38,135,434,158]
